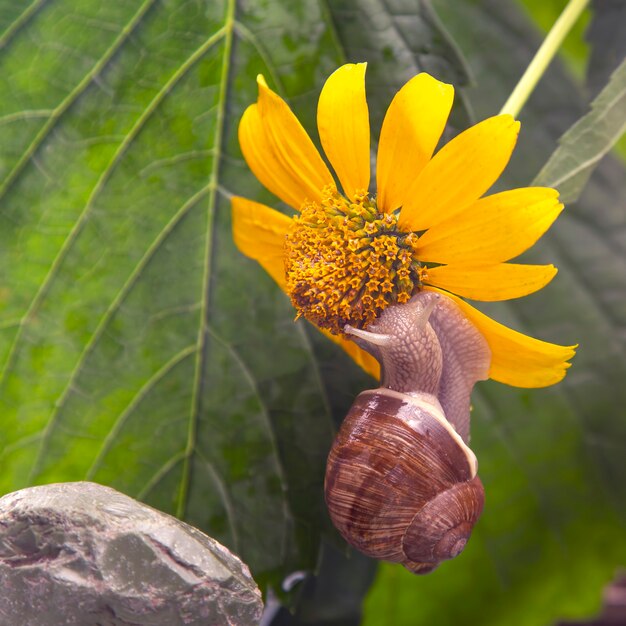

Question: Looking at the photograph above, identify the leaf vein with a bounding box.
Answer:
[28,184,212,482]
[136,451,187,501]
[196,449,241,551]
[85,345,198,481]
[176,0,235,519]
[0,0,48,51]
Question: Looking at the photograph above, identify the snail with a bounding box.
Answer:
[324,291,491,574]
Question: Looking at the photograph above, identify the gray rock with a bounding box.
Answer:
[0,482,263,626]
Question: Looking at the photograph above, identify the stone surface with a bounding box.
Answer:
[0,482,263,625]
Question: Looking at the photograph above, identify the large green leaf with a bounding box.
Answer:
[534,58,626,202]
[0,0,470,611]
[0,0,349,590]
[364,1,626,625]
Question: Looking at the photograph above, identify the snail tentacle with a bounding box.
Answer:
[344,325,392,346]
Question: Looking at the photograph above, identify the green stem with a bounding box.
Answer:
[500,0,589,118]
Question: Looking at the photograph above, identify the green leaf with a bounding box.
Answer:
[0,0,478,616]
[0,0,347,590]
[534,58,626,203]
[0,0,408,608]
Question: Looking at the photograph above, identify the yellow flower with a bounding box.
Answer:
[231,63,576,388]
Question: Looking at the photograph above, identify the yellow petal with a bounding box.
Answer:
[231,196,291,289]
[398,115,520,232]
[317,63,370,201]
[424,263,558,301]
[319,328,380,380]
[416,187,563,265]
[239,76,334,210]
[377,73,454,213]
[424,286,576,388]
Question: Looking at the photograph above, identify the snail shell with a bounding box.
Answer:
[324,291,491,574]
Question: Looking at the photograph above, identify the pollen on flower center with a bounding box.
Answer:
[284,186,426,335]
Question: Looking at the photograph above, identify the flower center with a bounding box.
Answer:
[284,186,425,335]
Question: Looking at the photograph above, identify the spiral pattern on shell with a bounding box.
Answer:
[324,389,484,574]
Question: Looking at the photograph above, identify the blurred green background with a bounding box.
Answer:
[0,0,624,624]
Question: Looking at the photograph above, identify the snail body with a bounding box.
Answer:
[324,291,491,574]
